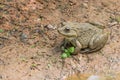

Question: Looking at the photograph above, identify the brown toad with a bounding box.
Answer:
[58,22,109,54]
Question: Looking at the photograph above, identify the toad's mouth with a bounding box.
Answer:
[59,32,77,37]
[58,28,77,37]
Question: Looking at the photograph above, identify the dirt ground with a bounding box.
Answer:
[0,0,120,80]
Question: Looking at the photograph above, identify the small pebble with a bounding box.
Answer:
[87,75,106,80]
[45,24,56,30]
[20,33,28,43]
[0,43,4,49]
[108,22,118,27]
[0,75,2,79]
[82,3,88,8]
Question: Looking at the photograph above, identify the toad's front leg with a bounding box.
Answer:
[71,39,82,54]
[60,38,72,50]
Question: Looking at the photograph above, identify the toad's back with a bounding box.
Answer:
[70,23,103,48]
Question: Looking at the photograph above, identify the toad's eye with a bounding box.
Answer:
[64,27,70,32]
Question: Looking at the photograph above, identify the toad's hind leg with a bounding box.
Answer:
[88,32,108,53]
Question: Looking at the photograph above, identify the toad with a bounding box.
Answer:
[58,22,109,54]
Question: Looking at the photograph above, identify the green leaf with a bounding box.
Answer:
[31,63,37,67]
[30,45,36,48]
[64,49,69,53]
[61,53,68,59]
[66,52,71,57]
[68,47,75,53]
[61,46,75,59]
[0,29,4,33]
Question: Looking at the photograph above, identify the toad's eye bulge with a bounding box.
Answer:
[64,27,70,32]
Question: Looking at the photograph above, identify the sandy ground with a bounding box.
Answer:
[0,0,120,80]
